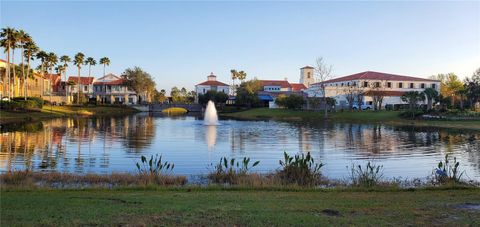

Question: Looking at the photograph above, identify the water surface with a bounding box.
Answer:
[1,113,479,180]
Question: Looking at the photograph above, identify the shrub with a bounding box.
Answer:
[12,97,43,108]
[209,157,260,184]
[23,100,40,111]
[348,162,384,188]
[277,152,324,186]
[198,90,229,105]
[432,154,465,185]
[275,94,305,109]
[0,100,41,112]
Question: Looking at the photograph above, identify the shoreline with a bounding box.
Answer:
[0,105,139,125]
[221,108,480,131]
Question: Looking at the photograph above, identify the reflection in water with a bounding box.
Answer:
[0,114,479,180]
[205,126,217,151]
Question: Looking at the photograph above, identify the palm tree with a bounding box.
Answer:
[230,69,237,95]
[23,40,39,98]
[99,57,110,76]
[237,70,247,82]
[35,50,48,96]
[16,30,31,99]
[401,91,425,119]
[0,27,17,99]
[60,55,71,104]
[73,53,85,104]
[10,29,20,97]
[423,88,438,111]
[85,57,96,77]
[46,53,58,103]
[47,52,58,74]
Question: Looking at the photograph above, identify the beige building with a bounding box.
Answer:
[1,59,51,99]
[306,71,441,109]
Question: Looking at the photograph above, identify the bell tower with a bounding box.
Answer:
[300,66,314,88]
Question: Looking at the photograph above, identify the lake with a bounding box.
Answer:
[1,113,479,181]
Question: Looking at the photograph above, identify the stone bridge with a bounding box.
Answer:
[148,103,203,112]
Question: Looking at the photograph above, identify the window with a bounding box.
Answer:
[203,88,205,93]
[84,85,88,92]
[398,82,403,88]
[421,83,425,89]
[431,84,436,89]
[374,82,380,88]
[307,72,311,79]
[347,82,350,86]
[353,82,357,86]
[387,82,392,88]
[409,83,414,88]
[363,81,368,87]
[341,83,344,86]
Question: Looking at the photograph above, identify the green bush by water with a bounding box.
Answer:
[277,152,324,186]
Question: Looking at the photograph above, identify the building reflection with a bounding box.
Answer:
[0,114,156,172]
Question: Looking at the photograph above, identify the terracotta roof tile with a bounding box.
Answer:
[196,80,229,86]
[67,76,94,85]
[259,80,291,88]
[312,71,439,85]
[290,83,307,91]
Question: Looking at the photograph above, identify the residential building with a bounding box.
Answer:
[93,73,137,105]
[195,72,230,101]
[0,59,50,98]
[306,71,441,109]
[67,76,95,98]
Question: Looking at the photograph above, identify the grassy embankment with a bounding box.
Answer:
[0,105,139,125]
[1,188,479,226]
[222,108,480,130]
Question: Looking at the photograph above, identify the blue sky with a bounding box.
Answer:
[1,1,479,91]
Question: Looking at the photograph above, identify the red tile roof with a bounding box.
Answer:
[290,83,307,91]
[46,74,62,82]
[93,79,127,85]
[258,80,291,88]
[67,76,94,85]
[312,71,439,85]
[196,80,229,86]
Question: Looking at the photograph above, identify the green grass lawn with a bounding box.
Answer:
[1,188,479,226]
[222,108,480,130]
[0,105,138,124]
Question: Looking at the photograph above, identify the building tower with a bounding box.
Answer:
[300,66,315,88]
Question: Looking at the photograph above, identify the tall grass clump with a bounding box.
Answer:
[348,162,384,188]
[209,157,260,184]
[136,154,186,185]
[276,152,324,186]
[432,154,465,186]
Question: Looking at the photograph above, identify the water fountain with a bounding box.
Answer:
[204,100,219,126]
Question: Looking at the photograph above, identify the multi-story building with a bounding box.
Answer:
[93,74,137,105]
[306,71,441,109]
[0,59,51,98]
[195,72,230,96]
[67,76,95,99]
